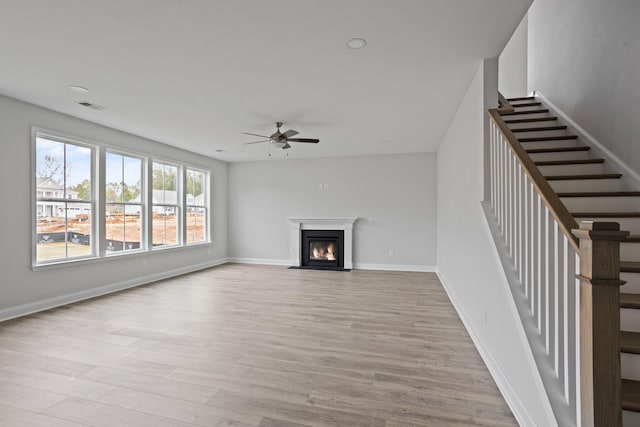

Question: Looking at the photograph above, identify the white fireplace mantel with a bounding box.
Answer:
[288,217,358,269]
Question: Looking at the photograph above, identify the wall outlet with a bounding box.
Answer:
[207,248,212,255]
[388,250,394,257]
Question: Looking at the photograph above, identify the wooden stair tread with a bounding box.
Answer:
[622,261,640,273]
[500,109,550,116]
[507,96,536,101]
[545,173,622,180]
[535,159,605,166]
[519,135,578,142]
[621,293,640,309]
[512,102,542,108]
[526,146,590,154]
[625,235,640,243]
[557,191,640,197]
[622,379,640,412]
[511,125,568,133]
[504,116,558,124]
[621,331,640,354]
[572,211,640,218]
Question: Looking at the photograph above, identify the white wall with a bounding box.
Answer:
[228,153,436,271]
[437,63,555,426]
[499,14,529,99]
[0,95,228,320]
[528,0,640,173]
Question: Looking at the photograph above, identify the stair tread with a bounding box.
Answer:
[526,146,590,154]
[557,191,640,197]
[621,293,640,309]
[511,125,568,133]
[500,109,550,116]
[505,116,558,124]
[535,159,605,166]
[623,379,640,412]
[572,211,640,218]
[621,261,640,273]
[545,173,622,180]
[625,235,640,243]
[622,331,640,354]
[507,96,536,101]
[519,135,578,142]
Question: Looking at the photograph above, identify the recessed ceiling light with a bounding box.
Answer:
[68,85,89,93]
[346,38,367,49]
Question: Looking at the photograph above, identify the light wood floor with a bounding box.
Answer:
[0,264,516,426]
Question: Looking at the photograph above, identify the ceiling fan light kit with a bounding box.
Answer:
[242,122,319,153]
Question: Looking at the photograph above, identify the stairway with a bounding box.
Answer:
[501,96,640,424]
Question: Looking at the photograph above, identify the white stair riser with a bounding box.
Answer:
[519,140,578,150]
[621,273,640,293]
[560,197,640,212]
[624,410,640,427]
[622,353,640,381]
[507,120,559,130]
[622,308,640,332]
[527,151,591,162]
[622,243,640,260]
[537,163,604,176]
[503,112,555,120]
[511,129,570,139]
[549,178,621,193]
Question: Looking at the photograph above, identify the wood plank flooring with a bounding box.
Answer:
[0,264,516,426]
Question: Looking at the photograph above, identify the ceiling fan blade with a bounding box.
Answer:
[244,140,269,145]
[241,132,270,138]
[287,138,319,143]
[282,142,291,150]
[281,129,299,138]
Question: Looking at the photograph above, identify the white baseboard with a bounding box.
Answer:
[353,263,436,272]
[436,269,542,427]
[0,258,229,322]
[228,257,291,266]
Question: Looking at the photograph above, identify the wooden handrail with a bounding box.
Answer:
[497,92,515,114]
[488,109,580,252]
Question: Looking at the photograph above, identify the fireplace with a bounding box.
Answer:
[288,217,357,270]
[301,229,344,269]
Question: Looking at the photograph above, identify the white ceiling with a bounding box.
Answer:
[0,0,530,162]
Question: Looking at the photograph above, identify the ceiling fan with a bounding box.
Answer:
[242,122,319,150]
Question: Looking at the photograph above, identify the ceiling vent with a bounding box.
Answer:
[76,101,105,110]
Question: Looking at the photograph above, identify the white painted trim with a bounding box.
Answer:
[0,257,229,322]
[228,257,291,266]
[437,268,549,427]
[288,217,358,269]
[534,91,640,189]
[353,263,436,272]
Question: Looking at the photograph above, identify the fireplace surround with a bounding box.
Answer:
[288,217,357,270]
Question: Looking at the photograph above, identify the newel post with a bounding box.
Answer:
[572,222,628,427]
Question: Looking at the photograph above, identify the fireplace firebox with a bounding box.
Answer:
[301,229,344,270]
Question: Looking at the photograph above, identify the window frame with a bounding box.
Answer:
[32,129,98,266]
[184,166,210,245]
[31,127,213,269]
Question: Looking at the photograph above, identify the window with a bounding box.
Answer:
[33,130,212,266]
[186,168,208,243]
[152,161,180,248]
[35,135,94,263]
[106,152,144,253]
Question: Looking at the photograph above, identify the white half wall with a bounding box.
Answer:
[0,95,228,320]
[437,62,556,426]
[499,13,528,99]
[528,0,640,174]
[228,153,436,271]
